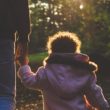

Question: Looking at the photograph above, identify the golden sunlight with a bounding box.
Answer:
[79,4,84,10]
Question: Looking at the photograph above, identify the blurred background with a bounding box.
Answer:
[16,0,110,109]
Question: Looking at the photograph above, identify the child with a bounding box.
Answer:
[17,31,110,110]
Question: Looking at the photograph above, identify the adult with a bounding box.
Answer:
[0,0,31,109]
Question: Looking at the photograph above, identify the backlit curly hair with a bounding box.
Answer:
[47,31,81,54]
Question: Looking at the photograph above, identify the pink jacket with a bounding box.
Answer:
[18,53,109,110]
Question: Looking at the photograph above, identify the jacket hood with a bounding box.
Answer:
[44,53,98,72]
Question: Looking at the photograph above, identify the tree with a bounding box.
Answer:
[29,0,110,58]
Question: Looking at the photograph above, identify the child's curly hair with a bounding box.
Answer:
[47,31,81,54]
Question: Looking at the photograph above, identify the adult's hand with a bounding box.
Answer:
[16,41,29,66]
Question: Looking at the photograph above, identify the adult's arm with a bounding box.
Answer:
[15,0,31,42]
[14,0,31,62]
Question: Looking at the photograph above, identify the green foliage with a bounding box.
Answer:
[29,0,110,58]
[29,52,48,63]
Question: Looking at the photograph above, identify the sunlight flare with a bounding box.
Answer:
[79,4,84,10]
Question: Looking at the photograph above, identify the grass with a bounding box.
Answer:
[29,52,48,63]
